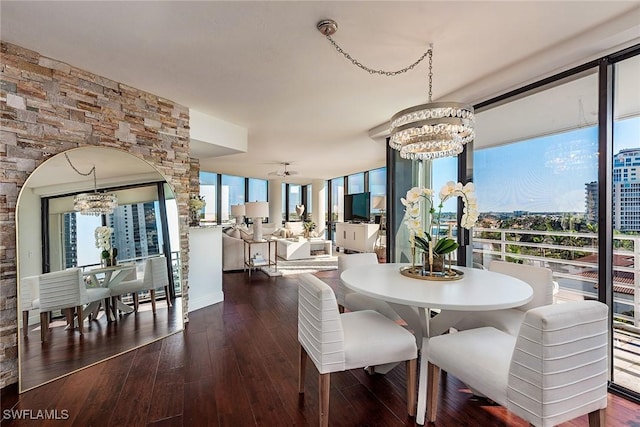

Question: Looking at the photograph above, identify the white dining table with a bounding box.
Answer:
[83,263,136,321]
[341,263,534,425]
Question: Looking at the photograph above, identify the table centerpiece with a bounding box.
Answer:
[400,181,478,280]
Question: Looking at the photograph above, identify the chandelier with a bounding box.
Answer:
[64,153,118,215]
[317,19,475,160]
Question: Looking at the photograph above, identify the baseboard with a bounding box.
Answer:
[188,291,224,312]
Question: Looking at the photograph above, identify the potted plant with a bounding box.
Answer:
[401,181,478,273]
[188,194,206,226]
[303,220,316,239]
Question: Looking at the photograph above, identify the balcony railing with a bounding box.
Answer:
[473,227,637,326]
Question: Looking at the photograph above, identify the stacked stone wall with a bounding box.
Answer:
[0,42,193,387]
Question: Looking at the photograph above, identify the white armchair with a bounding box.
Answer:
[38,268,111,342]
[297,273,417,426]
[425,300,608,426]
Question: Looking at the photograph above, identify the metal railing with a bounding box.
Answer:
[473,227,638,327]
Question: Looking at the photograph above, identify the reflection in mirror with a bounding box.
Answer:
[17,147,183,392]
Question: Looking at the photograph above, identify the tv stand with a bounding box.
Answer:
[335,222,379,253]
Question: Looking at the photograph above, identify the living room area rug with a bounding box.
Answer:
[261,255,338,276]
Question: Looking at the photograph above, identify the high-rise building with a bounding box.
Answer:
[63,214,77,268]
[613,148,640,231]
[108,202,160,261]
[585,181,598,224]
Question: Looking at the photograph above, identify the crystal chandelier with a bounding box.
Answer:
[64,153,118,215]
[317,19,475,160]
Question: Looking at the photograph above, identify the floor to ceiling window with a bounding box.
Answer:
[612,53,640,394]
[200,172,217,222]
[221,174,245,223]
[468,45,640,399]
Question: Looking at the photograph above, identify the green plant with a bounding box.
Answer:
[414,235,458,256]
[303,221,316,232]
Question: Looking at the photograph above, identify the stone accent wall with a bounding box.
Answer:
[0,42,193,388]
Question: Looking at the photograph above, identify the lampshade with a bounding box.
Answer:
[372,195,386,210]
[231,204,246,216]
[245,201,269,218]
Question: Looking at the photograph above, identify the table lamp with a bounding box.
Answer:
[231,204,246,225]
[245,201,269,241]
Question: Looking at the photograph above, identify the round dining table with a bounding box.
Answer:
[341,263,534,425]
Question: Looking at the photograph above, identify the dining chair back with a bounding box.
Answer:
[109,256,169,314]
[337,253,401,321]
[430,261,555,336]
[20,275,39,337]
[488,260,554,311]
[297,273,417,426]
[425,300,608,426]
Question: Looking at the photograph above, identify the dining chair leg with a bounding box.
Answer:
[588,409,605,427]
[40,312,49,342]
[133,292,139,312]
[104,298,113,322]
[164,285,173,307]
[150,289,157,314]
[76,305,84,335]
[64,308,74,327]
[406,358,417,416]
[427,362,440,423]
[319,373,330,427]
[22,310,29,337]
[298,345,307,394]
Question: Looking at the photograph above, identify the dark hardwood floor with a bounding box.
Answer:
[19,298,182,391]
[2,270,639,426]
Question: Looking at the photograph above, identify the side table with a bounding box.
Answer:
[243,239,278,278]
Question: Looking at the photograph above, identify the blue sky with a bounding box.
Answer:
[432,116,639,213]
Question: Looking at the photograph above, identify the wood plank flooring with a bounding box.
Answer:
[2,270,639,426]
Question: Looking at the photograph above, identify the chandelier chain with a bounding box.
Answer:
[65,152,97,193]
[428,50,433,102]
[325,35,432,77]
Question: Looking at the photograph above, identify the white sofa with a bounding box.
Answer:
[222,223,279,271]
[284,221,304,238]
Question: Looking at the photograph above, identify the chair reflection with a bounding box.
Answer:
[19,257,182,391]
[38,268,111,342]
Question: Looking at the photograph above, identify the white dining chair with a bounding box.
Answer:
[38,268,111,342]
[109,256,169,315]
[297,273,417,427]
[425,300,608,426]
[20,275,39,338]
[337,253,401,321]
[429,260,555,336]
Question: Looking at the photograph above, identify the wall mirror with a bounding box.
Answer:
[17,146,184,392]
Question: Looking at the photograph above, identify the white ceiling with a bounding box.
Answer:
[2,1,639,185]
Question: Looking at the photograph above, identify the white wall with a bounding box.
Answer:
[187,226,223,312]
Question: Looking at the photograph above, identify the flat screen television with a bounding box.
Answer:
[344,192,371,222]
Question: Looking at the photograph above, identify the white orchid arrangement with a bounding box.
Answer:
[188,195,206,212]
[401,181,478,256]
[94,226,113,258]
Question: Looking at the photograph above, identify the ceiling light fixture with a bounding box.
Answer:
[317,19,475,160]
[64,152,118,216]
[268,162,299,178]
